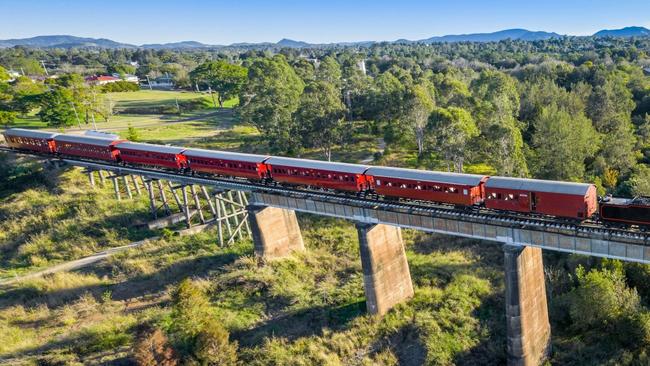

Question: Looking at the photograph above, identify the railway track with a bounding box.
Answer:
[1,145,649,244]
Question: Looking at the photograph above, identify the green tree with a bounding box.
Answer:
[126,124,141,142]
[295,80,346,161]
[530,104,599,181]
[10,76,46,115]
[623,164,650,196]
[38,87,78,127]
[400,82,435,156]
[0,65,10,82]
[316,56,342,87]
[190,60,247,108]
[471,70,528,176]
[429,106,479,172]
[587,71,637,174]
[0,110,16,127]
[239,55,305,154]
[564,263,650,349]
[372,71,405,123]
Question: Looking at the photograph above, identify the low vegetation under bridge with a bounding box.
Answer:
[7,150,650,366]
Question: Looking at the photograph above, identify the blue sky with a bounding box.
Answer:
[2,0,650,44]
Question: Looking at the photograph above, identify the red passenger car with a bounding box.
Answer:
[366,166,488,205]
[54,134,124,161]
[3,128,58,153]
[266,157,371,192]
[183,148,270,180]
[116,142,187,170]
[484,177,597,219]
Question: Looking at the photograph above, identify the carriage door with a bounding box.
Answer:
[530,192,537,212]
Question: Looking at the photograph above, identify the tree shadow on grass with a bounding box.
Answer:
[411,234,504,266]
[0,322,138,365]
[232,300,366,347]
[451,291,507,366]
[0,249,244,310]
[366,323,428,366]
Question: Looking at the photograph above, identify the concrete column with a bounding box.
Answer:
[356,223,414,316]
[504,244,551,366]
[248,206,304,259]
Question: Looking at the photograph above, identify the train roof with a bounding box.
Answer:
[54,134,121,147]
[182,148,269,163]
[266,156,369,174]
[3,128,59,139]
[116,142,186,154]
[485,176,594,195]
[365,166,487,186]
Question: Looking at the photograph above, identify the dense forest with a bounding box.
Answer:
[2,37,650,194]
[1,37,650,365]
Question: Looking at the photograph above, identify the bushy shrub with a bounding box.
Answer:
[102,81,140,93]
[563,263,650,350]
[170,279,211,339]
[168,279,239,364]
[568,265,639,331]
[133,326,178,366]
[194,319,238,366]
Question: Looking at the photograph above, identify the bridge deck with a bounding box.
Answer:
[2,148,648,264]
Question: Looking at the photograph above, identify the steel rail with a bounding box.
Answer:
[1,146,648,245]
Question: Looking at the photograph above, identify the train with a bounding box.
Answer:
[3,128,648,227]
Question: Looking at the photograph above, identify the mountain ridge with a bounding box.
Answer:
[1,26,649,49]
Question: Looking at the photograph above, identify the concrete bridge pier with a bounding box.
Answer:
[504,244,551,366]
[248,206,305,259]
[356,223,414,315]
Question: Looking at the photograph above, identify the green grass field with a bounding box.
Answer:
[8,90,239,143]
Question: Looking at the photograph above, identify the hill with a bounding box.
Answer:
[1,26,650,49]
[140,41,216,49]
[420,28,561,43]
[0,35,136,49]
[593,26,650,38]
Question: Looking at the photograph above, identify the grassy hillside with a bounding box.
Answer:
[1,92,649,364]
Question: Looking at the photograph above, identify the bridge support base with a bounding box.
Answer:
[248,206,304,259]
[504,245,551,366]
[356,223,414,315]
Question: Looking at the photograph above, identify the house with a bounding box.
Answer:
[111,73,139,83]
[85,75,121,85]
[144,76,175,90]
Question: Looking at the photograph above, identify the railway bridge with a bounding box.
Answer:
[7,151,650,366]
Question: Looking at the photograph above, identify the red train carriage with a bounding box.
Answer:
[116,142,187,170]
[484,177,597,220]
[266,156,371,192]
[54,134,124,161]
[3,128,59,153]
[600,196,650,226]
[365,166,488,205]
[183,148,270,180]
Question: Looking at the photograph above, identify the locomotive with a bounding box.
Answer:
[3,128,648,227]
